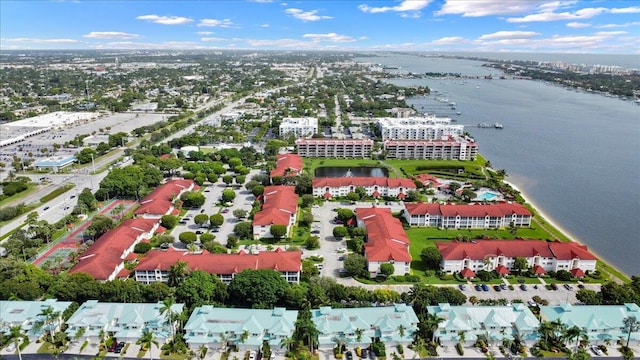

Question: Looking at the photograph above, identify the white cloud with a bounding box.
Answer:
[136,14,193,25]
[435,0,547,17]
[506,6,640,23]
[566,22,591,28]
[610,6,640,14]
[431,36,466,45]
[3,37,80,44]
[83,31,140,39]
[285,8,332,21]
[596,21,640,29]
[260,23,270,28]
[197,31,214,35]
[479,31,540,40]
[302,33,356,43]
[246,38,311,47]
[91,41,205,49]
[198,18,234,28]
[201,37,229,42]
[358,0,431,15]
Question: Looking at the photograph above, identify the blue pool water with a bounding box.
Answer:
[476,191,500,201]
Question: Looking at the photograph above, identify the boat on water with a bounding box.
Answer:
[478,123,490,128]
[494,123,503,129]
[456,111,462,115]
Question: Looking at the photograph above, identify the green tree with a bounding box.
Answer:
[84,214,115,240]
[233,221,253,239]
[175,270,228,309]
[77,187,97,211]
[252,185,265,197]
[233,209,247,219]
[420,247,442,270]
[222,175,234,185]
[9,325,24,360]
[301,194,315,208]
[228,269,289,309]
[160,215,178,229]
[623,316,640,348]
[137,329,159,360]
[336,208,354,223]
[270,224,287,241]
[380,263,395,277]
[333,226,348,239]
[210,214,224,228]
[178,232,197,245]
[343,253,368,278]
[347,192,360,202]
[159,297,177,338]
[180,191,206,208]
[168,261,189,287]
[513,257,528,274]
[221,189,236,203]
[194,214,209,227]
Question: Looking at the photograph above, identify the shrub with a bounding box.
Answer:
[371,341,386,356]
[134,242,151,254]
[396,344,404,354]
[456,343,464,356]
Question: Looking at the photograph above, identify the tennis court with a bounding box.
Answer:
[36,247,76,267]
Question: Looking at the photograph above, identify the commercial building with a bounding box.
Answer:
[252,186,298,239]
[33,155,77,172]
[403,202,532,229]
[426,303,540,347]
[377,117,464,140]
[269,153,303,178]
[436,239,598,277]
[134,248,301,284]
[356,207,411,277]
[0,299,73,341]
[383,137,478,160]
[184,307,298,352]
[313,177,416,199]
[295,138,374,158]
[539,303,640,346]
[279,117,318,138]
[69,218,161,281]
[65,300,183,344]
[311,304,418,350]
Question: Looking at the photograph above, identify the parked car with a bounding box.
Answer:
[43,206,50,211]
[481,284,490,292]
[475,284,483,291]
[221,209,230,213]
[249,350,257,360]
[458,284,466,290]
[493,285,502,292]
[108,339,118,352]
[500,284,508,290]
[114,342,125,353]
[196,230,203,235]
[550,283,558,290]
[345,351,353,360]
[520,284,528,291]
[564,284,574,290]
[590,346,604,356]
[311,230,320,234]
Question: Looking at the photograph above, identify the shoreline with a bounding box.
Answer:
[503,178,631,280]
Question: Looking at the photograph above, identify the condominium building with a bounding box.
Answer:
[252,186,298,239]
[313,177,416,199]
[269,153,303,178]
[377,117,464,140]
[403,202,532,229]
[383,137,478,160]
[0,299,73,341]
[295,138,374,158]
[436,239,598,277]
[279,117,318,138]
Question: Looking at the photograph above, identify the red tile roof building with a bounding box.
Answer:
[134,248,302,284]
[313,177,416,199]
[295,138,374,158]
[403,202,532,229]
[436,239,597,276]
[383,137,478,160]
[252,186,298,239]
[356,207,411,277]
[270,153,303,179]
[69,218,160,281]
[134,179,195,218]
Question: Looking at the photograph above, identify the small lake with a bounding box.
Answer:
[314,167,389,178]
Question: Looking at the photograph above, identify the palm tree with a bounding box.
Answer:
[73,327,86,344]
[159,298,176,338]
[538,321,555,345]
[355,328,363,343]
[197,344,208,359]
[9,325,24,360]
[167,261,188,286]
[98,329,106,351]
[37,305,57,344]
[563,325,582,350]
[424,313,444,342]
[458,331,466,347]
[280,335,296,354]
[136,329,159,360]
[623,316,640,348]
[239,330,250,345]
[398,324,406,339]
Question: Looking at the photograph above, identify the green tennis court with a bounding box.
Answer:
[37,247,75,268]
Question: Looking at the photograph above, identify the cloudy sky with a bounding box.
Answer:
[1,0,639,53]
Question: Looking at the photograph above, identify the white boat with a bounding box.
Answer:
[494,123,503,129]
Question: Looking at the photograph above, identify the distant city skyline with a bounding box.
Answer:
[1,0,639,54]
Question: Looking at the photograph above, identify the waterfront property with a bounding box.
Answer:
[295,138,374,158]
[426,303,540,347]
[377,116,463,140]
[279,117,318,138]
[134,248,301,284]
[134,178,195,218]
[184,307,298,352]
[383,137,478,160]
[69,217,161,281]
[436,239,598,276]
[313,177,416,199]
[0,299,73,341]
[252,186,298,239]
[403,202,532,228]
[65,300,184,344]
[356,206,411,277]
[539,303,640,346]
[269,153,303,179]
[311,304,418,350]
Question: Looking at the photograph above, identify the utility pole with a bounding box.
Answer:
[90,153,96,175]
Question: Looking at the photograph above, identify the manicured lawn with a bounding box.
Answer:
[383,157,486,178]
[405,225,554,242]
[0,183,36,207]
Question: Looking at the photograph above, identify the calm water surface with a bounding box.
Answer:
[357,54,640,276]
[315,167,389,178]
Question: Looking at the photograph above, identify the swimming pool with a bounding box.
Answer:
[475,191,501,201]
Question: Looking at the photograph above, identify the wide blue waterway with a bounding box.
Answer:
[356,54,640,276]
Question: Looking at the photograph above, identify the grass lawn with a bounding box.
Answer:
[0,183,36,207]
[383,157,486,178]
[36,342,61,354]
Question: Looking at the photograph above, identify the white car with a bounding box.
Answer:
[249,350,257,360]
[336,247,347,252]
[590,346,604,356]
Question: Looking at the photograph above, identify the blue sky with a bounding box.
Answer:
[1,0,639,53]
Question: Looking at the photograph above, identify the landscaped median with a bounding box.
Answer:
[40,183,75,203]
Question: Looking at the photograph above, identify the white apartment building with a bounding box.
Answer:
[383,137,478,160]
[279,117,318,138]
[295,138,374,158]
[377,117,464,140]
